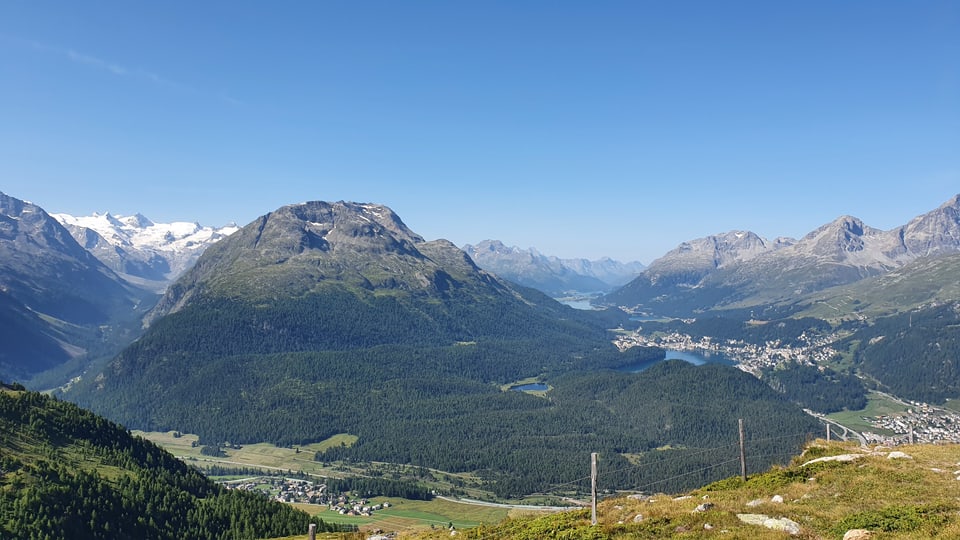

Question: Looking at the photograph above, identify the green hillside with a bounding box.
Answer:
[793,252,960,322]
[408,441,960,539]
[0,382,350,540]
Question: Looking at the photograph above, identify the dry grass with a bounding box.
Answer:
[405,441,960,539]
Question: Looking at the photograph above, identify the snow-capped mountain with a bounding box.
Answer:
[54,212,239,291]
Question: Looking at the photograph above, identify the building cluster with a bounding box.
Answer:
[863,402,960,445]
[222,476,392,516]
[225,477,324,504]
[329,498,391,517]
[615,329,839,375]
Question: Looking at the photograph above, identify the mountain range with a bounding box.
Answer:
[0,192,154,382]
[462,240,644,294]
[53,211,239,292]
[0,191,243,384]
[6,188,960,500]
[604,194,960,316]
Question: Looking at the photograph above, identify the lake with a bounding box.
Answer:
[555,294,604,310]
[618,349,736,373]
[510,382,549,392]
[510,349,736,393]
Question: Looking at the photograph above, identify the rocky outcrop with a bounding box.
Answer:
[737,514,801,535]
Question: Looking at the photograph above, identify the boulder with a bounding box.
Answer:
[843,529,873,540]
[694,502,714,512]
[737,514,801,536]
[802,453,866,467]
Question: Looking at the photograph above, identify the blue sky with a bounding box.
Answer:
[1,1,957,263]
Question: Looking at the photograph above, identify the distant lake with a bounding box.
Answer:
[618,349,736,373]
[510,383,549,392]
[559,298,595,310]
[510,350,736,393]
[555,294,604,310]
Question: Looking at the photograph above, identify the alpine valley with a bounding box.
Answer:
[0,191,235,387]
[63,200,820,497]
[4,190,960,526]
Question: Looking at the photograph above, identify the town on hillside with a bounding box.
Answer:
[617,328,960,446]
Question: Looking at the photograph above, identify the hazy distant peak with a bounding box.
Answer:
[649,229,775,272]
[462,239,644,294]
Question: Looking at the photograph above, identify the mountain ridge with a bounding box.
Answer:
[604,193,960,315]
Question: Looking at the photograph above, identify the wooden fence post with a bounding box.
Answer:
[591,452,598,526]
[739,419,747,482]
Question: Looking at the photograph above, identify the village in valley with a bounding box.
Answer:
[222,476,392,516]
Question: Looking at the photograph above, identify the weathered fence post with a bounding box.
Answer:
[591,452,598,526]
[738,418,747,482]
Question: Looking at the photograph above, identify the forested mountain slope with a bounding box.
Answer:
[0,382,346,539]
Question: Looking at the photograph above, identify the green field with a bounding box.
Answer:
[135,430,536,532]
[826,392,908,435]
[943,399,960,413]
[291,497,515,532]
[133,431,360,474]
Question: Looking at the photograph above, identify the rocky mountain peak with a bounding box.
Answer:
[123,213,155,229]
[0,192,91,260]
[148,201,500,320]
[646,230,776,278]
[895,193,960,258]
[796,215,882,256]
[259,201,425,257]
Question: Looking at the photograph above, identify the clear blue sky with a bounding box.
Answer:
[1,1,957,263]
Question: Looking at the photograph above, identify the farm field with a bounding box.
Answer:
[826,392,907,435]
[290,497,516,533]
[135,430,541,532]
